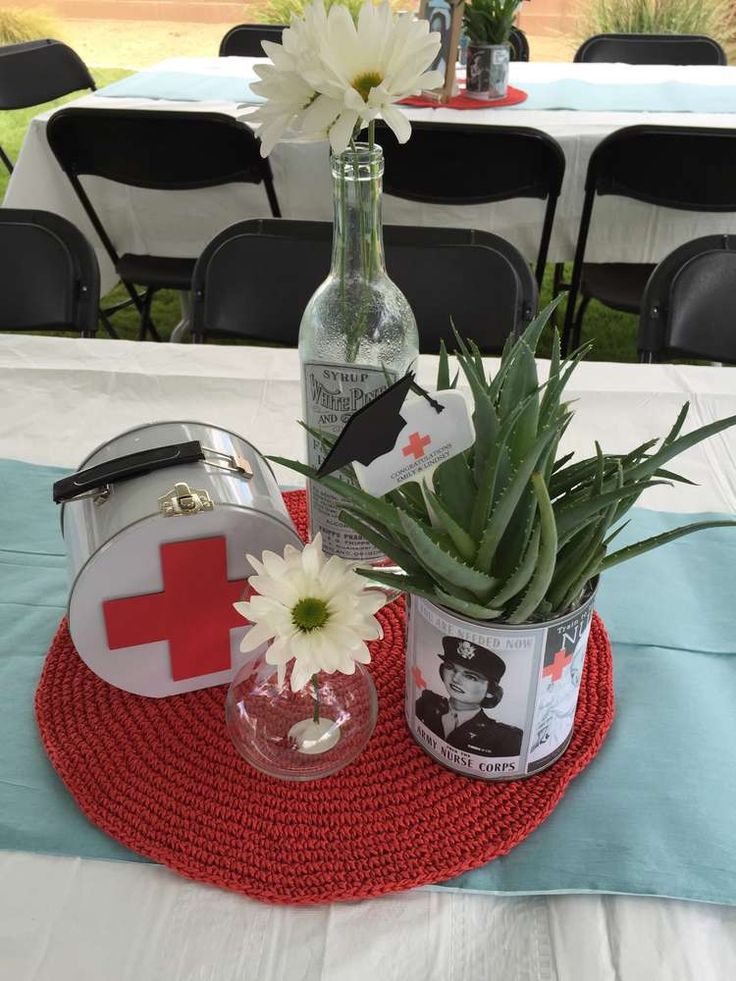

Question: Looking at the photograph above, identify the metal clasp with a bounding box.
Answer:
[159,482,214,517]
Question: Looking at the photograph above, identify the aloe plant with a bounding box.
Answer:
[464,0,520,46]
[273,299,736,623]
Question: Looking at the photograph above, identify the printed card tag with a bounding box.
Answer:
[353,390,474,497]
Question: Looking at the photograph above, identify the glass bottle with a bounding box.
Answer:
[299,142,419,561]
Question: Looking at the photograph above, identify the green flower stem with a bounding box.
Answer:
[311,673,320,724]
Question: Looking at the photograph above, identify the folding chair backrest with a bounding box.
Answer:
[375,123,564,285]
[0,38,95,109]
[0,209,99,334]
[585,125,736,211]
[509,26,530,62]
[46,107,269,189]
[219,23,285,57]
[639,235,736,363]
[574,33,726,66]
[191,219,537,354]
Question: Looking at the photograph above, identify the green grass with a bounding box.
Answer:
[0,70,640,360]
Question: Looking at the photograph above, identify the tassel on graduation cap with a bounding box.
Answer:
[317,372,443,477]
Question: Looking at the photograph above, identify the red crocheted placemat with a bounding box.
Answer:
[401,86,527,109]
[36,490,614,906]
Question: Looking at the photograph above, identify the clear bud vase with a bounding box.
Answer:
[226,653,378,781]
[299,142,419,562]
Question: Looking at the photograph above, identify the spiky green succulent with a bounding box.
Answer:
[274,299,736,623]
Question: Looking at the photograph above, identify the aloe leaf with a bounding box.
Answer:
[663,401,689,446]
[507,473,559,624]
[559,547,605,613]
[492,481,537,581]
[470,388,542,542]
[488,521,541,607]
[603,519,631,547]
[475,424,558,571]
[552,451,575,474]
[554,479,671,541]
[421,483,476,562]
[654,468,696,486]
[398,510,498,600]
[432,588,505,621]
[433,451,476,531]
[626,411,736,484]
[268,456,403,534]
[600,520,736,571]
[355,568,433,601]
[338,510,424,576]
[437,340,451,391]
[388,481,428,521]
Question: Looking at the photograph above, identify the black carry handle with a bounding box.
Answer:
[53,440,205,503]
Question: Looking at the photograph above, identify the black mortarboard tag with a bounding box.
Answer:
[317,371,474,497]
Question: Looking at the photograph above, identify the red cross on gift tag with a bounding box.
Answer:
[543,648,573,683]
[402,431,431,460]
[103,536,247,682]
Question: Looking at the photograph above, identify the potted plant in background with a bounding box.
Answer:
[274,300,736,780]
[463,0,521,99]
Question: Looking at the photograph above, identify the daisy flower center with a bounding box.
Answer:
[291,596,331,632]
[351,70,383,102]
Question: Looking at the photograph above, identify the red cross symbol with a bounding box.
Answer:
[402,431,431,460]
[103,536,247,682]
[543,648,573,683]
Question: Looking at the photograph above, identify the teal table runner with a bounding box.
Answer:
[96,71,264,105]
[1,459,735,902]
[510,78,736,113]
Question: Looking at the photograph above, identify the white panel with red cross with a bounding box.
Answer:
[68,507,301,697]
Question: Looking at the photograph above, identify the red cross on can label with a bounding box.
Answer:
[61,422,303,697]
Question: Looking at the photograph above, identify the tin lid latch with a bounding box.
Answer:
[159,482,214,517]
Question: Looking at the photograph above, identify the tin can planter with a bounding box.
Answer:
[405,586,597,780]
[465,42,510,100]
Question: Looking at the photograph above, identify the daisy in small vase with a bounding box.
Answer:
[233,534,385,755]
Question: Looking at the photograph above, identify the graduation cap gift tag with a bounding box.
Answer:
[318,373,474,497]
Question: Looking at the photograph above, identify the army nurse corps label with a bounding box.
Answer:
[302,361,395,561]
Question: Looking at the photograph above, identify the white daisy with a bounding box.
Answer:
[234,534,385,692]
[249,1,442,156]
[307,2,444,152]
[249,3,343,156]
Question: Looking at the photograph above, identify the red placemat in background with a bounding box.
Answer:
[401,86,528,109]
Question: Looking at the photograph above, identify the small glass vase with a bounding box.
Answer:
[226,654,378,781]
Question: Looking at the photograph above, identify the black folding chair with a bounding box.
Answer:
[219,24,285,57]
[562,125,736,355]
[0,38,95,173]
[374,122,564,288]
[574,33,726,66]
[509,26,530,62]
[638,235,736,364]
[46,107,281,341]
[0,209,100,336]
[191,219,537,353]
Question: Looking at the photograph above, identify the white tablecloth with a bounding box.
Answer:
[1,333,736,980]
[5,59,736,293]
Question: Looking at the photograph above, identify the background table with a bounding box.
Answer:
[1,333,736,980]
[5,58,736,293]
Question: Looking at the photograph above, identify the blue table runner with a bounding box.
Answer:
[1,459,735,902]
[96,71,264,105]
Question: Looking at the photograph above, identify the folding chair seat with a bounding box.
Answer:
[219,24,285,57]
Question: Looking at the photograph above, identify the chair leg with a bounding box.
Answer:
[0,144,13,175]
[98,310,119,338]
[572,294,592,351]
[552,262,567,329]
[138,288,162,342]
